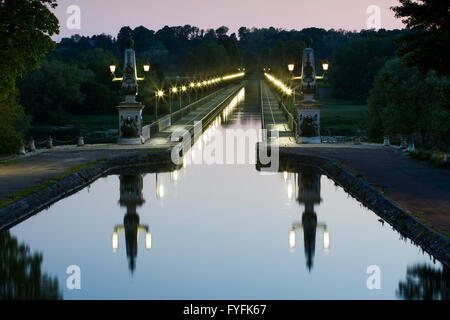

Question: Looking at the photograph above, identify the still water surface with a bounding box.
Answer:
[2,86,448,300]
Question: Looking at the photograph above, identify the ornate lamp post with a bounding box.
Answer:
[109,35,150,145]
[290,40,330,144]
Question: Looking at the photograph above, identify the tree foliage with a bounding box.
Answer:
[367,58,450,150]
[392,0,450,75]
[0,0,59,154]
[0,231,62,299]
[329,36,398,103]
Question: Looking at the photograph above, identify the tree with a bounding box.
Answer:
[367,58,450,150]
[0,231,62,299]
[329,37,397,103]
[18,59,91,120]
[218,35,241,69]
[391,0,450,75]
[0,0,59,154]
[216,26,229,38]
[396,263,449,300]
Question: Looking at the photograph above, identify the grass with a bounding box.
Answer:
[320,99,367,136]
[410,211,450,239]
[31,114,157,136]
[408,149,448,168]
[0,158,19,166]
[0,158,107,209]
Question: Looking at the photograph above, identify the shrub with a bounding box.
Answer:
[0,126,22,156]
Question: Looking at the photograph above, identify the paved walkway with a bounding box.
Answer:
[260,81,294,138]
[148,84,242,146]
[0,84,243,202]
[283,144,450,233]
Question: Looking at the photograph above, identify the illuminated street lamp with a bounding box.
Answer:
[288,64,295,72]
[143,61,150,72]
[109,61,117,74]
[169,87,178,114]
[154,90,164,121]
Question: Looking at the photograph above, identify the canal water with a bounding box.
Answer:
[2,82,448,300]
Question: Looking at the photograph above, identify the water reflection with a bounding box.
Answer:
[0,231,62,299]
[397,263,450,300]
[4,81,449,299]
[287,168,329,271]
[112,174,151,273]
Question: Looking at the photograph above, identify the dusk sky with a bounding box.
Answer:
[53,0,405,40]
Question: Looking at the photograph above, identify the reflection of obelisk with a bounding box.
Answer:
[114,174,150,273]
[297,171,321,271]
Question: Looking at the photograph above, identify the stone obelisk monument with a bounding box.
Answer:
[115,37,145,145]
[296,40,322,144]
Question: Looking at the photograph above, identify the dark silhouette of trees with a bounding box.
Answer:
[392,0,450,75]
[0,0,59,155]
[0,231,62,299]
[397,263,449,300]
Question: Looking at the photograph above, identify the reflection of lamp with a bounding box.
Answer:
[145,232,152,250]
[112,174,151,273]
[323,229,330,250]
[170,170,178,182]
[287,183,293,200]
[156,173,165,199]
[288,170,329,271]
[112,232,119,252]
[289,228,296,250]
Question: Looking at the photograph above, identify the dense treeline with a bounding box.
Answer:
[367,0,450,150]
[17,25,408,123]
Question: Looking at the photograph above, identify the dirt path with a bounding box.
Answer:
[0,147,150,201]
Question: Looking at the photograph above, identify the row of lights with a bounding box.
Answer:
[264,73,293,95]
[156,72,246,97]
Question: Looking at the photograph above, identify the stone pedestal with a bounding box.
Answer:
[296,100,322,144]
[116,101,145,145]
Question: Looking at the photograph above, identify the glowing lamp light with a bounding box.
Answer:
[286,89,293,95]
[112,232,119,252]
[145,232,152,250]
[109,63,116,74]
[322,61,329,71]
[324,230,330,250]
[182,86,187,92]
[197,82,202,87]
[289,229,296,250]
[288,64,295,72]
[157,90,164,97]
[143,62,150,72]
[172,87,178,93]
[190,82,195,88]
